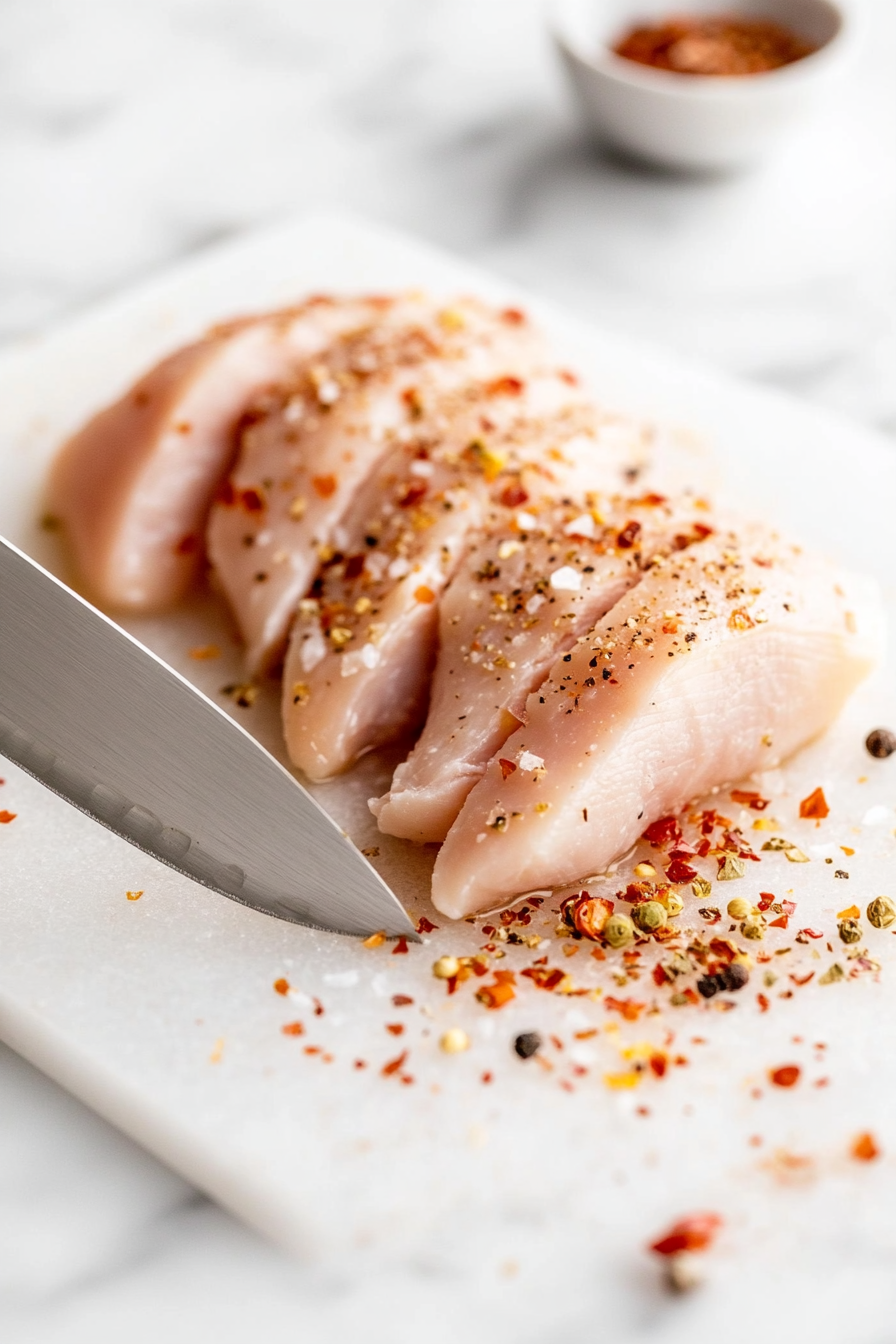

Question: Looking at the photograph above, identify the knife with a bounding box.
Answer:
[0,536,415,939]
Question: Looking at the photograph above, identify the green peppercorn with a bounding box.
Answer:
[867,896,896,930]
[741,918,765,941]
[632,900,667,933]
[838,918,862,945]
[603,912,635,948]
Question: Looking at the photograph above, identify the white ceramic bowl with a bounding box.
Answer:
[551,0,854,172]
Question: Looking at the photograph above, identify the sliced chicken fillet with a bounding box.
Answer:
[431,526,883,917]
[207,299,548,672]
[48,296,395,610]
[374,495,713,841]
[282,367,623,778]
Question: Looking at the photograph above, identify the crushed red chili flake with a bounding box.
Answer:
[477,979,516,1009]
[665,857,698,884]
[281,1021,304,1036]
[498,758,517,780]
[481,1071,494,1084]
[382,1051,408,1077]
[800,928,824,940]
[392,936,410,955]
[312,997,325,1017]
[799,787,830,820]
[486,375,525,397]
[392,994,414,1007]
[768,915,789,930]
[522,966,569,992]
[174,533,198,555]
[730,789,769,810]
[789,972,815,986]
[604,996,646,1022]
[273,977,290,995]
[311,474,337,498]
[852,1132,880,1161]
[239,487,265,512]
[650,1213,722,1257]
[0,810,17,823]
[757,993,770,1013]
[500,307,526,325]
[385,1023,404,1036]
[642,816,683,848]
[616,520,642,549]
[415,916,439,934]
[499,482,529,508]
[649,1054,667,1078]
[354,1059,368,1069]
[770,1064,801,1088]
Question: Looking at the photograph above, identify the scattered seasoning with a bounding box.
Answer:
[650,1213,722,1257]
[476,977,516,1009]
[126,890,143,901]
[867,896,896,929]
[220,682,258,708]
[613,15,814,76]
[188,644,220,660]
[799,787,830,820]
[603,912,636,948]
[632,900,667,933]
[0,810,17,823]
[281,1021,304,1036]
[514,1031,543,1059]
[440,1028,470,1054]
[726,896,751,920]
[717,854,746,881]
[362,930,386,948]
[770,1064,801,1088]
[391,936,410,955]
[851,1132,880,1162]
[866,728,896,759]
[209,1038,224,1064]
[837,905,861,920]
[416,916,439,934]
[433,955,461,979]
[819,963,845,984]
[381,1051,408,1077]
[273,977,290,995]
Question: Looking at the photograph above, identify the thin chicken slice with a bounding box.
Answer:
[373,495,713,842]
[48,296,392,610]
[207,299,547,672]
[431,526,883,917]
[282,368,621,779]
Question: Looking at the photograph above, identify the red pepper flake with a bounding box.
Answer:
[757,893,775,911]
[500,307,526,325]
[616,520,642,550]
[281,1021,304,1036]
[481,1071,494,1084]
[650,1212,722,1257]
[312,997,325,1017]
[781,900,797,917]
[498,758,517,780]
[381,1050,408,1077]
[604,996,646,1022]
[800,927,824,940]
[174,533,198,555]
[311,474,337,499]
[498,482,528,509]
[0,810,17,823]
[574,1028,599,1040]
[476,980,516,1009]
[642,816,683,848]
[392,936,410,955]
[385,1023,404,1036]
[486,375,525,397]
[665,857,698,884]
[392,994,414,1007]
[273,977,290,995]
[413,584,435,604]
[354,1059,368,1069]
[415,916,438,934]
[558,369,578,386]
[653,964,669,987]
[649,1054,667,1078]
[768,915,789,930]
[240,487,265,513]
[757,993,770,1013]
[399,481,427,509]
[852,1132,880,1161]
[400,1074,414,1085]
[789,972,815,987]
[799,787,829,820]
[344,553,366,580]
[304,1045,321,1056]
[728,608,756,631]
[730,789,769,810]
[770,1064,801,1088]
[522,966,568,992]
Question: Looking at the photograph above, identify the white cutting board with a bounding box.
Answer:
[2,215,896,1343]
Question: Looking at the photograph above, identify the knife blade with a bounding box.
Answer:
[0,536,416,939]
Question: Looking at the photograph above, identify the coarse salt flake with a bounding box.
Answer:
[550,565,581,592]
[518,750,545,772]
[564,513,595,538]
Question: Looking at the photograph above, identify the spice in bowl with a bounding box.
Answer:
[612,13,816,77]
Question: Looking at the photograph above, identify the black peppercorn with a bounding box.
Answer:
[719,961,749,992]
[866,728,896,759]
[696,974,720,999]
[513,1031,543,1059]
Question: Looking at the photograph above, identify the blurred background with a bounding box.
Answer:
[0,0,894,1339]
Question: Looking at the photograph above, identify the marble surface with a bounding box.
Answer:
[1,1,895,1339]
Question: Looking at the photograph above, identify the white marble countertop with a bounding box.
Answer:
[1,1,895,1338]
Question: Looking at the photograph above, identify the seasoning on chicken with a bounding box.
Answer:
[47,297,396,610]
[207,298,546,672]
[374,496,713,841]
[430,527,883,917]
[282,369,640,779]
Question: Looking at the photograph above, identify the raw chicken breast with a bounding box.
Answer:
[282,368,625,779]
[48,297,392,610]
[374,494,713,841]
[207,299,547,672]
[431,526,883,917]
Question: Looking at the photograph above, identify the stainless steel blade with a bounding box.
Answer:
[0,537,415,939]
